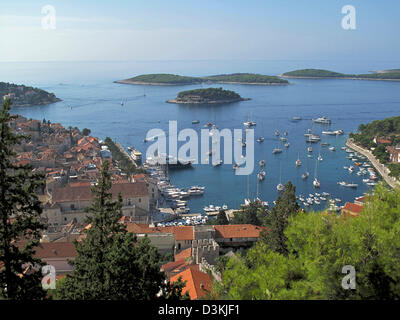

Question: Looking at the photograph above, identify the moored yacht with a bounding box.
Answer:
[312,116,331,124]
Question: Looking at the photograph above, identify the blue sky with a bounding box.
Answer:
[0,0,399,61]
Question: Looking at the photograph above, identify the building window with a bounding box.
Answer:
[70,204,75,210]
[178,243,181,250]
[139,198,141,203]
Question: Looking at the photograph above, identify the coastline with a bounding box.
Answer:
[279,74,400,82]
[114,80,202,86]
[346,138,400,189]
[166,97,250,104]
[115,79,287,86]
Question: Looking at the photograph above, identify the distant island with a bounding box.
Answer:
[166,87,250,104]
[280,68,400,81]
[115,73,288,86]
[0,82,61,107]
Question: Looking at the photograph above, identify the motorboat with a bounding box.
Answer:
[313,178,321,188]
[213,159,223,167]
[259,160,266,167]
[301,172,309,179]
[277,183,284,191]
[272,148,282,154]
[258,170,266,181]
[257,137,264,143]
[312,117,331,124]
[284,142,290,148]
[275,130,280,136]
[329,147,335,151]
[192,120,200,124]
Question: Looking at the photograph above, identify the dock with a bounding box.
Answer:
[206,209,238,219]
[116,142,137,167]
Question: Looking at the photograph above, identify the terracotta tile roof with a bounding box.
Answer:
[170,265,212,300]
[214,224,265,239]
[133,174,146,181]
[33,242,77,259]
[161,259,189,277]
[174,248,192,262]
[163,226,194,241]
[342,202,363,215]
[51,181,148,203]
[125,223,194,241]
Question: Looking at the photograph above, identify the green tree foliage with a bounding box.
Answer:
[282,69,348,77]
[216,184,400,300]
[372,144,389,164]
[388,163,400,179]
[57,161,185,300]
[215,209,229,225]
[260,181,300,255]
[203,73,288,84]
[177,87,242,102]
[0,99,46,300]
[0,82,59,106]
[127,74,202,84]
[125,73,288,84]
[230,202,264,226]
[82,128,91,136]
[352,116,400,149]
[282,69,400,80]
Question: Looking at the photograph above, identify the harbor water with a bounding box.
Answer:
[3,60,400,213]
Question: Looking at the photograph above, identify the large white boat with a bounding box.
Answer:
[322,129,344,135]
[312,117,331,124]
[129,147,142,166]
[306,134,321,143]
[313,178,321,188]
[338,181,358,188]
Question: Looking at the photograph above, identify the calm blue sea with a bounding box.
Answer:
[2,60,400,213]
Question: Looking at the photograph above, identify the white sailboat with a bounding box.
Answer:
[313,159,321,188]
[257,170,266,181]
[302,156,310,179]
[296,152,302,167]
[317,147,323,161]
[277,162,284,191]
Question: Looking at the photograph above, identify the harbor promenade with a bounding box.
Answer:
[346,139,400,189]
[116,142,137,167]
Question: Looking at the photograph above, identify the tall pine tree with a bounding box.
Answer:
[0,99,46,299]
[261,181,299,255]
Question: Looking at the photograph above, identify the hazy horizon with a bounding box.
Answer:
[1,0,399,63]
